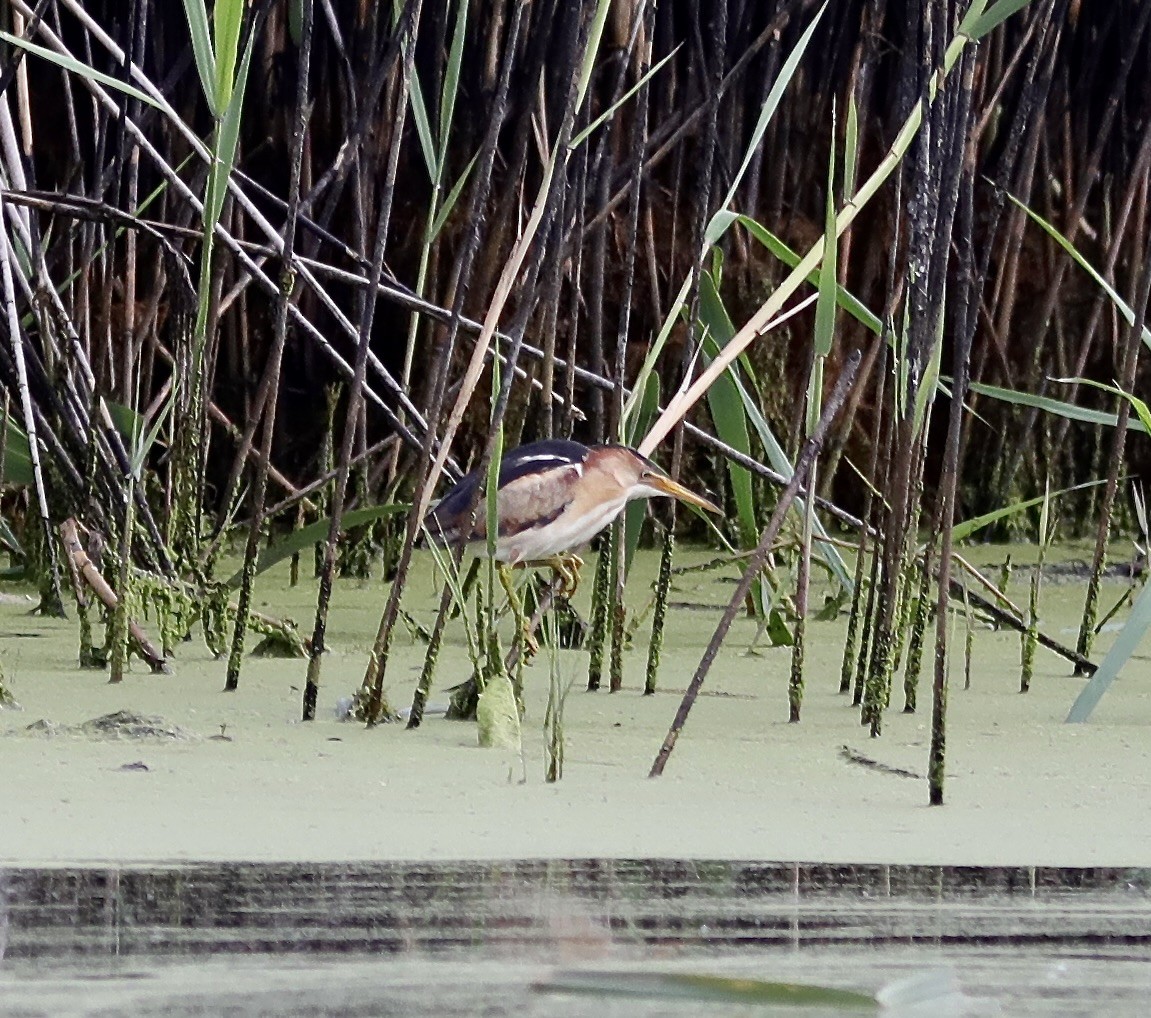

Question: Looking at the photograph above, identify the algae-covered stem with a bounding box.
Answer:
[840,336,888,694]
[929,63,978,804]
[650,351,860,778]
[586,539,612,691]
[644,525,674,695]
[225,2,312,692]
[358,0,531,722]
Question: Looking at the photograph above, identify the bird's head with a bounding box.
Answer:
[594,446,721,514]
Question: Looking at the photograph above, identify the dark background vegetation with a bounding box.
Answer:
[3,0,1150,529]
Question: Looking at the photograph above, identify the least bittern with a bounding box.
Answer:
[423,439,720,646]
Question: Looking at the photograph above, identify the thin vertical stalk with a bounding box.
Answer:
[226,2,313,692]
[651,352,859,778]
[1074,237,1151,668]
[305,0,415,721]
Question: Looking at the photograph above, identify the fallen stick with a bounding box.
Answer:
[59,518,169,674]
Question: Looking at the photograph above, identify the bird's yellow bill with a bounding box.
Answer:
[650,474,721,514]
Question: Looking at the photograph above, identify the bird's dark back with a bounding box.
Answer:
[425,439,592,534]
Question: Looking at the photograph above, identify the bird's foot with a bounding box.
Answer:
[540,553,583,599]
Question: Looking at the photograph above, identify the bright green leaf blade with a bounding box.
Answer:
[288,0,306,46]
[957,0,991,36]
[1056,376,1151,437]
[430,153,478,240]
[213,0,244,112]
[573,0,612,111]
[205,31,255,234]
[717,2,828,212]
[967,0,1034,40]
[699,275,757,549]
[949,479,1104,543]
[408,70,438,183]
[2,416,33,487]
[735,217,883,335]
[1067,577,1151,723]
[0,515,22,557]
[570,45,680,150]
[0,31,163,111]
[225,505,407,587]
[967,380,1146,434]
[1007,191,1151,351]
[103,400,145,445]
[439,0,469,150]
[843,96,859,199]
[179,0,218,114]
[130,397,175,481]
[812,126,838,362]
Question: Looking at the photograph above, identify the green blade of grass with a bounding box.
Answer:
[179,0,218,114]
[843,95,859,199]
[213,0,244,112]
[731,215,883,335]
[573,0,613,112]
[439,0,469,152]
[2,417,33,487]
[966,380,1146,434]
[225,505,407,587]
[0,31,162,110]
[808,120,838,435]
[1007,191,1151,350]
[967,0,1033,40]
[1055,377,1151,437]
[430,153,478,240]
[408,69,438,183]
[699,272,757,549]
[713,1,828,218]
[204,30,255,236]
[570,46,680,150]
[949,479,1104,543]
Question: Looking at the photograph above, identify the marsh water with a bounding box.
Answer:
[2,545,1151,1011]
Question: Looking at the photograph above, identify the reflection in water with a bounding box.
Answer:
[1,860,1150,1014]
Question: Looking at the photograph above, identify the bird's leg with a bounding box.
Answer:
[498,563,538,660]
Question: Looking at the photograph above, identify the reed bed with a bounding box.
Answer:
[1,0,1149,797]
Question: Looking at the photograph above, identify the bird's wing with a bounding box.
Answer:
[423,472,486,545]
[496,462,582,538]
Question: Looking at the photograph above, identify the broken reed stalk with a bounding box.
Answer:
[1021,489,1054,694]
[650,351,860,778]
[407,583,455,730]
[226,4,312,693]
[901,543,933,712]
